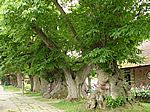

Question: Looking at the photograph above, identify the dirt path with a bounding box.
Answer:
[0,85,64,112]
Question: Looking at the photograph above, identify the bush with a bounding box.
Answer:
[131,87,150,102]
[105,96,125,108]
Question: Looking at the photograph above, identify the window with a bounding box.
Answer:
[146,71,150,80]
[124,69,131,85]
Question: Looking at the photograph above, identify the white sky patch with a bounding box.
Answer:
[67,50,82,58]
[58,0,79,13]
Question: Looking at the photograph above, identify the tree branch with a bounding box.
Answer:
[76,64,94,82]
[31,25,56,50]
[53,0,78,39]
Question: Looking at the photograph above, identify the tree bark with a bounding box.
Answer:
[16,73,23,88]
[31,25,57,50]
[33,76,41,92]
[109,61,129,100]
[110,67,130,101]
[86,65,130,109]
[64,65,93,100]
[29,75,34,91]
[43,78,67,99]
[110,74,125,99]
[9,74,17,86]
[40,78,49,94]
[64,69,79,100]
[86,68,110,109]
[53,0,78,39]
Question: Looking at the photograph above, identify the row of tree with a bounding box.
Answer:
[0,0,150,109]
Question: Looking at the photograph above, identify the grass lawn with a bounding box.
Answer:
[24,93,150,112]
[3,85,150,112]
[50,99,87,112]
[51,100,150,112]
[3,85,21,92]
[25,91,50,102]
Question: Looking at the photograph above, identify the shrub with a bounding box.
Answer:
[105,96,125,108]
[131,87,150,102]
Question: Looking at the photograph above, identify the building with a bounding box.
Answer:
[122,41,150,88]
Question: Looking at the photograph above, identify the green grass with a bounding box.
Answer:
[3,85,21,92]
[3,85,150,112]
[50,100,150,112]
[3,84,31,92]
[25,91,42,97]
[141,103,150,111]
[25,91,50,102]
[50,99,86,112]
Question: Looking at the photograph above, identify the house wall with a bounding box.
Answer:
[131,66,150,87]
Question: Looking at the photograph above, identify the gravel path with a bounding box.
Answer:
[0,85,64,112]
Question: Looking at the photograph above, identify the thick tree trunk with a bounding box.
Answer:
[33,76,41,92]
[64,69,79,100]
[29,75,34,91]
[87,68,110,109]
[40,78,49,94]
[81,82,88,98]
[64,65,92,100]
[16,73,23,88]
[110,67,131,101]
[110,61,129,100]
[42,72,67,99]
[48,81,67,98]
[9,74,17,86]
[87,65,130,109]
[43,79,67,99]
[110,74,125,99]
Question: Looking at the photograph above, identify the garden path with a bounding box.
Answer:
[0,85,63,112]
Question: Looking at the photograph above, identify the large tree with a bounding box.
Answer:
[0,0,150,109]
[0,0,92,99]
[74,0,150,108]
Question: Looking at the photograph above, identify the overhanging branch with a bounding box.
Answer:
[31,25,56,50]
[53,0,78,39]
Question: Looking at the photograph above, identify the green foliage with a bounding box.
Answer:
[76,0,150,69]
[0,0,150,83]
[105,96,125,108]
[90,68,97,77]
[0,0,81,77]
[131,88,150,102]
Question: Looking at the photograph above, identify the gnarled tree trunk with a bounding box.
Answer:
[87,64,130,109]
[40,78,49,94]
[33,76,41,92]
[110,67,131,102]
[16,73,23,88]
[64,69,80,100]
[64,65,93,100]
[43,80,67,99]
[29,75,34,91]
[87,68,110,109]
[110,73,125,99]
[110,61,130,100]
[9,74,17,86]
[42,72,67,99]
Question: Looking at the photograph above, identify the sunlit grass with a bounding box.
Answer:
[3,85,150,112]
[3,85,21,92]
[25,91,50,102]
[50,99,87,112]
[50,100,150,112]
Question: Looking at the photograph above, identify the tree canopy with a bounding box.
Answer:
[0,0,150,98]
